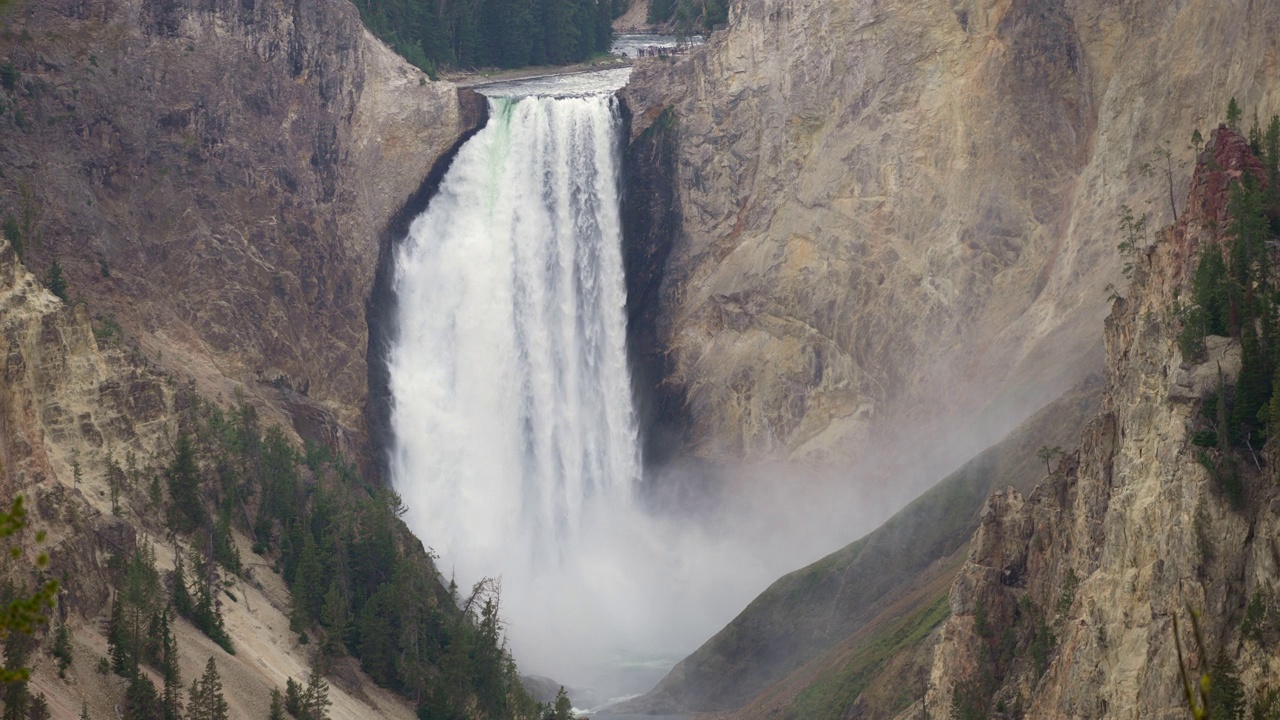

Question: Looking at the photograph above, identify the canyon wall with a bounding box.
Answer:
[621,0,1280,477]
[0,0,481,461]
[926,125,1280,720]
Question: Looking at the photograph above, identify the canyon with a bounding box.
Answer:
[3,0,1280,717]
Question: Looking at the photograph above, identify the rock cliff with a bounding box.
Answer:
[0,238,423,720]
[927,126,1280,719]
[621,0,1280,474]
[0,0,482,463]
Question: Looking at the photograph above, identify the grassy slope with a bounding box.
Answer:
[639,377,1102,714]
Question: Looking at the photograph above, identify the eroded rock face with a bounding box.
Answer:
[0,0,475,459]
[927,128,1280,719]
[621,0,1280,471]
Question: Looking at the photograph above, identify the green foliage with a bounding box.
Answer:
[269,689,286,720]
[1056,568,1079,622]
[45,257,67,302]
[549,687,572,720]
[0,62,17,92]
[785,593,950,720]
[284,678,302,717]
[107,542,164,678]
[1209,650,1247,720]
[349,0,614,73]
[2,213,21,259]
[51,620,72,678]
[1228,98,1243,130]
[28,693,49,720]
[124,672,161,720]
[1117,204,1148,279]
[186,658,229,720]
[93,314,124,347]
[183,548,233,654]
[167,432,205,533]
[1036,445,1064,475]
[1196,451,1244,510]
[1253,688,1280,720]
[1028,613,1055,679]
[0,497,58,684]
[156,390,535,718]
[300,665,332,720]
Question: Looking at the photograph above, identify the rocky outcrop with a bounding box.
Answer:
[1,222,421,720]
[0,0,479,464]
[620,0,1280,474]
[927,127,1280,718]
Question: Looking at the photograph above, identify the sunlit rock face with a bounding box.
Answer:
[621,0,1280,475]
[928,126,1280,720]
[0,0,479,457]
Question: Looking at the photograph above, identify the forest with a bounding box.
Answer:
[349,0,625,74]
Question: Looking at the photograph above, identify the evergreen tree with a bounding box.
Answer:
[108,595,133,676]
[172,554,194,619]
[45,257,67,302]
[1228,97,1243,130]
[79,701,89,720]
[1208,649,1246,720]
[160,610,183,720]
[289,529,322,629]
[124,674,162,720]
[187,658,229,720]
[1,628,32,720]
[51,619,72,677]
[319,582,350,658]
[284,678,302,717]
[187,549,232,653]
[268,689,286,720]
[300,665,331,720]
[552,687,572,720]
[1232,323,1269,445]
[27,693,49,720]
[167,432,205,533]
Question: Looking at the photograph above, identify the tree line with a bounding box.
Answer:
[350,0,625,75]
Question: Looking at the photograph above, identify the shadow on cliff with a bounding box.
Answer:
[365,90,489,483]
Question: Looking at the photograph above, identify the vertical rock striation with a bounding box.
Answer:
[620,0,1280,483]
[928,127,1280,718]
[0,0,479,462]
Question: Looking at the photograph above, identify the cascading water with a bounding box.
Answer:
[389,91,639,576]
[387,70,801,702]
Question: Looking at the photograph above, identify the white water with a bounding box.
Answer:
[390,93,639,575]
[388,78,803,701]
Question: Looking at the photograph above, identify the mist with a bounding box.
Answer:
[382,75,1071,705]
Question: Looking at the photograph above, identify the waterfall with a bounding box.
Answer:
[388,93,640,611]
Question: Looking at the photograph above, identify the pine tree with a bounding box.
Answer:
[45,257,67,302]
[187,658,229,720]
[300,665,331,720]
[268,689,286,720]
[167,432,204,533]
[51,620,72,677]
[160,610,183,720]
[289,530,322,629]
[27,692,49,720]
[1,630,32,720]
[124,673,161,720]
[79,701,89,720]
[284,678,302,717]
[1228,97,1243,130]
[552,687,573,720]
[172,554,194,619]
[1208,649,1245,720]
[319,582,350,658]
[108,595,133,676]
